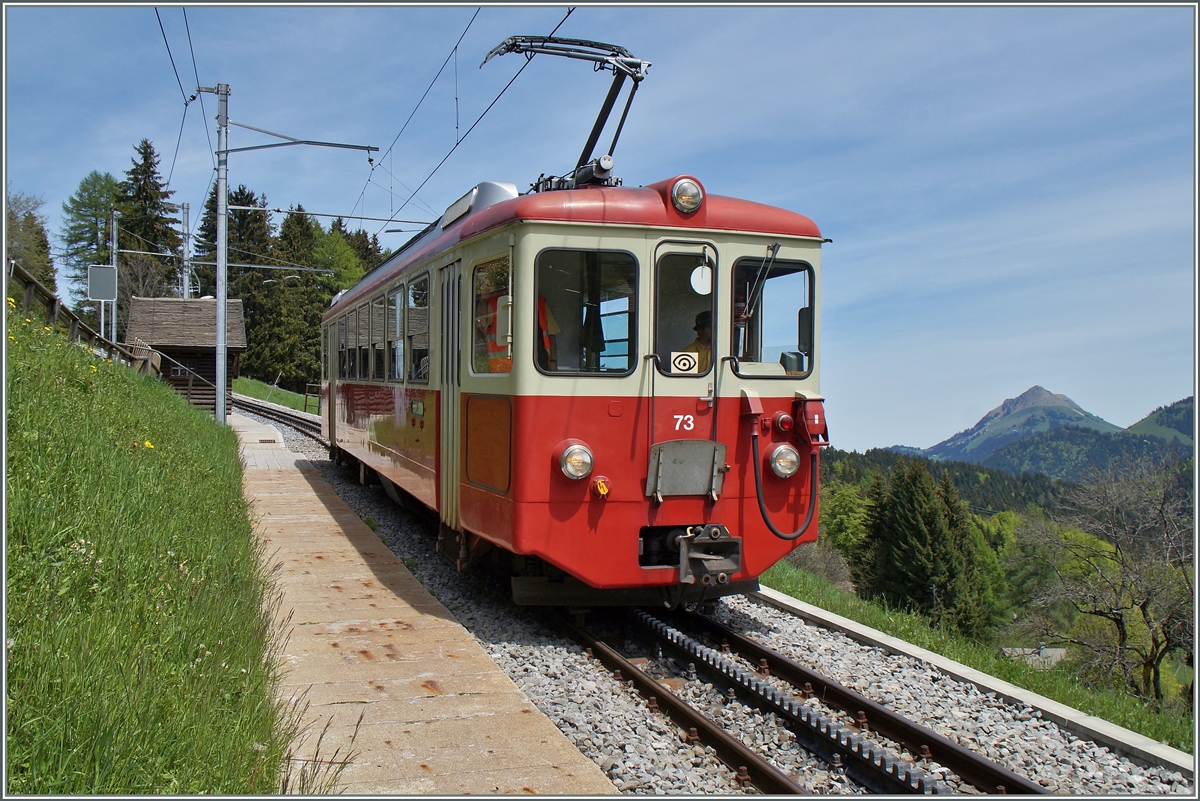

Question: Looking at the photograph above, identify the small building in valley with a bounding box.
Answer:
[124,296,247,414]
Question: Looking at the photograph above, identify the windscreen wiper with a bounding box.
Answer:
[744,243,781,321]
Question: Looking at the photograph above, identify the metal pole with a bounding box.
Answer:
[181,202,191,298]
[110,207,118,342]
[215,83,230,424]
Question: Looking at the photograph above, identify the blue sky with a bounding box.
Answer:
[4,5,1195,452]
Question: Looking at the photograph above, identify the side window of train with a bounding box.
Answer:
[655,253,715,375]
[534,249,637,375]
[337,318,347,379]
[370,295,386,381]
[407,275,430,382]
[387,287,404,381]
[471,256,511,374]
[732,257,814,376]
[346,309,357,378]
[357,303,370,380]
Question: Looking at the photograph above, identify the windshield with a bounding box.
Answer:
[733,257,813,376]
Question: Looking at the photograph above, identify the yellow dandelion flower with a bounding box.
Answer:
[144,441,154,449]
[43,326,52,331]
[6,296,15,306]
[89,365,97,373]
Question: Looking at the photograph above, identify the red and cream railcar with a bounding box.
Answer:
[321,175,829,607]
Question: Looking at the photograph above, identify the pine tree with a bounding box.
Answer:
[116,140,181,288]
[854,459,960,623]
[343,226,388,273]
[6,187,57,294]
[261,207,328,391]
[59,171,119,325]
[193,184,278,380]
[938,471,1003,638]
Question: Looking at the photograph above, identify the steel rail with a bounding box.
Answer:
[677,610,1050,795]
[636,610,942,794]
[558,616,808,794]
[231,393,327,446]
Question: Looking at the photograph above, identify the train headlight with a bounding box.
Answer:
[768,443,801,478]
[671,178,704,213]
[560,443,594,480]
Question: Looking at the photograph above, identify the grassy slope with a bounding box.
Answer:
[761,562,1194,754]
[233,375,319,414]
[6,313,293,793]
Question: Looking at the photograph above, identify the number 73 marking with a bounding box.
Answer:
[673,414,695,431]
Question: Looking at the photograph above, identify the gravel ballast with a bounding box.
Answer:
[247,413,1194,795]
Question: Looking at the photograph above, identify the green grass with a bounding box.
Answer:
[5,312,300,793]
[233,376,319,414]
[761,561,1194,754]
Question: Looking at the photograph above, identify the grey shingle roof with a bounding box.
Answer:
[125,297,247,350]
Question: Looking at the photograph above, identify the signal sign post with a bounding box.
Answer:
[88,265,117,340]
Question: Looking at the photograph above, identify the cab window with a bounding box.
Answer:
[472,256,511,374]
[655,253,714,375]
[732,256,814,376]
[534,248,637,375]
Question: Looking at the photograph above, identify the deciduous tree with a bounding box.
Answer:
[6,186,56,294]
[1012,456,1194,702]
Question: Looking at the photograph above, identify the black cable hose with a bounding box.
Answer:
[751,430,818,541]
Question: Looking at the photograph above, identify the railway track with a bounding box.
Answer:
[560,610,1048,795]
[249,409,1193,795]
[231,393,326,446]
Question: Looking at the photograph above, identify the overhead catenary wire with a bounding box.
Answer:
[372,6,576,237]
[351,7,482,224]
[155,7,188,103]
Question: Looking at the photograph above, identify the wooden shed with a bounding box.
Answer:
[124,297,247,414]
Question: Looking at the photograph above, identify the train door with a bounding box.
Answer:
[652,241,719,437]
[438,260,462,532]
[646,240,726,502]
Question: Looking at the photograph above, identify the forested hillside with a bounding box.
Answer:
[981,425,1191,483]
[822,447,1064,514]
[1128,396,1194,446]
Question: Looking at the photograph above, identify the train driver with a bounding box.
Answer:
[682,310,712,373]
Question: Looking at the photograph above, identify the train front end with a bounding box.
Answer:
[460,176,829,608]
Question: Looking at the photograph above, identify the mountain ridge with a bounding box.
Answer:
[887,389,1192,481]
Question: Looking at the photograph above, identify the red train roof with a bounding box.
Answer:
[461,176,822,240]
[326,176,821,316]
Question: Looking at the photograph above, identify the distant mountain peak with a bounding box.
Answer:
[924,386,1119,464]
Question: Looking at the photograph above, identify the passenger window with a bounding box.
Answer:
[407,276,430,382]
[534,249,637,374]
[337,317,347,379]
[357,303,370,380]
[370,295,386,380]
[387,288,404,381]
[472,256,511,374]
[732,256,813,375]
[346,310,357,378]
[655,253,714,375]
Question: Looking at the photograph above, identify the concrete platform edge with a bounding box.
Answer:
[751,586,1194,778]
